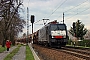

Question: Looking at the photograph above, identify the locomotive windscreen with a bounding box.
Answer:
[50,24,66,31]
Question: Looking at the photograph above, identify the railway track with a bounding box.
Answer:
[33,44,90,60]
[42,45,90,60]
[59,47,90,60]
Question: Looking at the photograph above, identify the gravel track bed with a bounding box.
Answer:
[33,44,85,60]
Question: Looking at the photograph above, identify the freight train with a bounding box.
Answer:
[33,20,68,47]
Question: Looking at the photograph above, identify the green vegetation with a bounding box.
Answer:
[69,20,87,40]
[26,45,34,60]
[0,45,6,53]
[78,40,90,47]
[67,39,90,48]
[4,45,21,60]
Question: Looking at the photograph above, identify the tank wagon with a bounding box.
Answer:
[34,20,68,47]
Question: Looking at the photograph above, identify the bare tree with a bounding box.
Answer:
[0,0,26,47]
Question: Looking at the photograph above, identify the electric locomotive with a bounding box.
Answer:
[38,20,68,47]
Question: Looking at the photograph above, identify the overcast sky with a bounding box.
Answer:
[20,0,90,34]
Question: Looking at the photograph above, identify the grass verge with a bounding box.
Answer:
[4,45,21,60]
[0,45,6,53]
[26,45,34,60]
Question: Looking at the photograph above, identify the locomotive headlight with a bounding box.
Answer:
[63,35,66,38]
[52,36,54,38]
[51,31,54,35]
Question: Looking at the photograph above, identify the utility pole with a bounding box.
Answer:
[27,7,29,44]
[63,12,64,24]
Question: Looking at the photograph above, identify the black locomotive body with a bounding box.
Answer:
[33,21,68,47]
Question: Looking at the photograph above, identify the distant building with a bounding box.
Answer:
[68,31,77,41]
[84,30,90,40]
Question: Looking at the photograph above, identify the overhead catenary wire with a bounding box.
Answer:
[33,0,90,24]
[57,0,89,19]
[43,0,62,18]
[26,0,90,33]
[47,0,67,18]
[34,0,67,24]
[66,0,90,20]
[34,20,42,24]
[64,0,88,13]
[66,7,90,20]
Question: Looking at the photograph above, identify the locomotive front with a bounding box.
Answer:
[49,24,68,47]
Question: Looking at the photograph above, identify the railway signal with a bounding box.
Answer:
[30,15,35,43]
[31,15,35,23]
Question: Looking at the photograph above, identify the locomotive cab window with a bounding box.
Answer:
[50,24,66,31]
